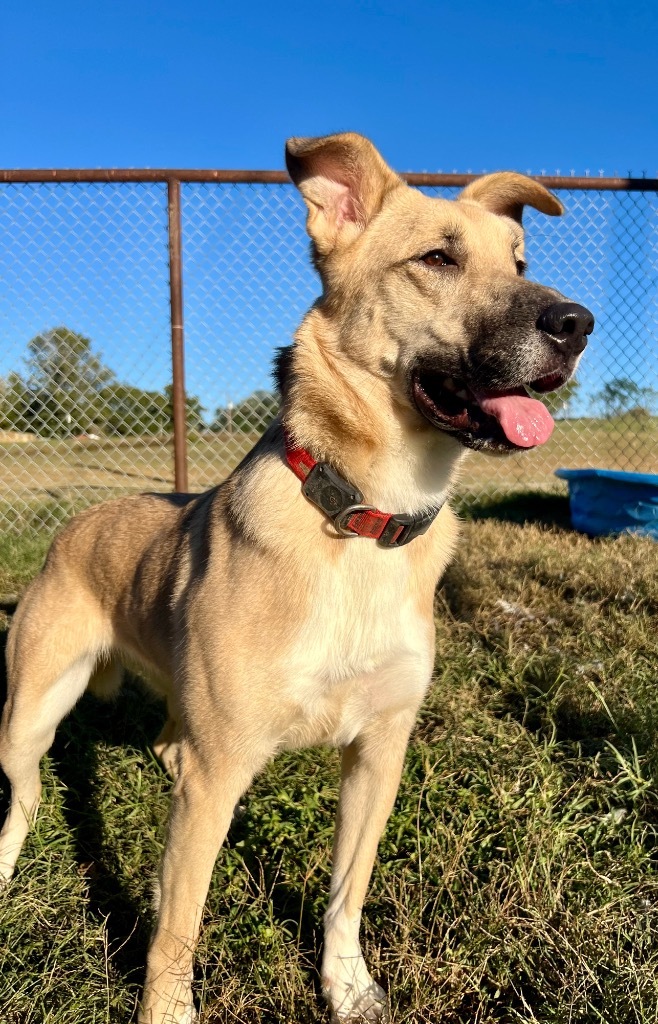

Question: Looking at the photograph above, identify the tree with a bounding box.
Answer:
[212,390,279,433]
[536,378,580,418]
[96,385,205,436]
[99,384,171,436]
[3,326,205,437]
[163,385,205,434]
[0,373,34,433]
[22,326,115,435]
[595,377,657,419]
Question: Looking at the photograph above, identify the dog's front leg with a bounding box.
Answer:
[322,708,416,1023]
[140,741,265,1024]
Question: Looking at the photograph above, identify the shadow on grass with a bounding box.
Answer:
[457,489,573,530]
[0,629,163,1005]
[50,683,167,993]
[226,803,323,966]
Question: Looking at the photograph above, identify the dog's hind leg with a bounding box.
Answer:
[152,714,182,781]
[0,577,110,884]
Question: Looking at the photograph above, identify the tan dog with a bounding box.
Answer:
[0,134,593,1023]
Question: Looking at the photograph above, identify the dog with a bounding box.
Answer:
[0,133,593,1023]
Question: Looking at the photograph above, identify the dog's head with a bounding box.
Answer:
[286,132,594,453]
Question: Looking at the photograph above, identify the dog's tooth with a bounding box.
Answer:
[443,377,456,392]
[456,389,468,400]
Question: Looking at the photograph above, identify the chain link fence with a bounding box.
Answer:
[0,172,656,536]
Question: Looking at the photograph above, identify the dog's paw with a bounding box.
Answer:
[138,983,197,1024]
[323,962,389,1022]
[158,1008,197,1024]
[0,857,17,889]
[174,1007,197,1024]
[139,1003,197,1024]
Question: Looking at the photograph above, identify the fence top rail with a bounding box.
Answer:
[0,168,657,191]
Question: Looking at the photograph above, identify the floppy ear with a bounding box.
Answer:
[285,132,402,257]
[458,171,563,223]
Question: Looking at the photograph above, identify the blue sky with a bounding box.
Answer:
[1,0,657,421]
[4,0,658,174]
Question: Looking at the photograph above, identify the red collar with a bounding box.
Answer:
[284,429,441,548]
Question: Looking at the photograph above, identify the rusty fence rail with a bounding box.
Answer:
[0,169,656,535]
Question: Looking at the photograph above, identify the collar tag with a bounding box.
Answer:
[301,462,363,518]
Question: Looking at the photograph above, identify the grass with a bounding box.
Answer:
[1,495,658,1021]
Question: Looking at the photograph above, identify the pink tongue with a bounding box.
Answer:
[475,390,555,448]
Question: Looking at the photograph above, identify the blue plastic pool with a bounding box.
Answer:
[555,468,658,539]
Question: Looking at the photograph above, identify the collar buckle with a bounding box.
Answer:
[333,503,378,537]
[378,510,437,548]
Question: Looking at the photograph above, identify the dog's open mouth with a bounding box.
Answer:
[411,367,568,451]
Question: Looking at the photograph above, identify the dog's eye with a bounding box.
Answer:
[420,249,457,269]
[516,259,527,277]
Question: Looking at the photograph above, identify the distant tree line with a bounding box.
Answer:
[595,377,657,420]
[531,375,657,421]
[2,327,652,439]
[0,327,204,437]
[0,326,280,438]
[211,390,279,432]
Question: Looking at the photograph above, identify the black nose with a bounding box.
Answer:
[536,302,594,356]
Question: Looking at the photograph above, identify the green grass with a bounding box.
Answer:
[1,500,658,1022]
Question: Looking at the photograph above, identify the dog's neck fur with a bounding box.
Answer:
[282,307,466,515]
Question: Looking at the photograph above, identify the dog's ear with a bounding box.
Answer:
[285,133,402,257]
[458,172,563,223]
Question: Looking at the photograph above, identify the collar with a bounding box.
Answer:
[284,429,442,548]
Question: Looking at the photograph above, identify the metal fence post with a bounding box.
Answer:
[168,177,188,493]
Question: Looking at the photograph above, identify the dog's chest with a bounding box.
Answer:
[280,545,434,749]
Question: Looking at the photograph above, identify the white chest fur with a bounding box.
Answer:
[280,541,434,749]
